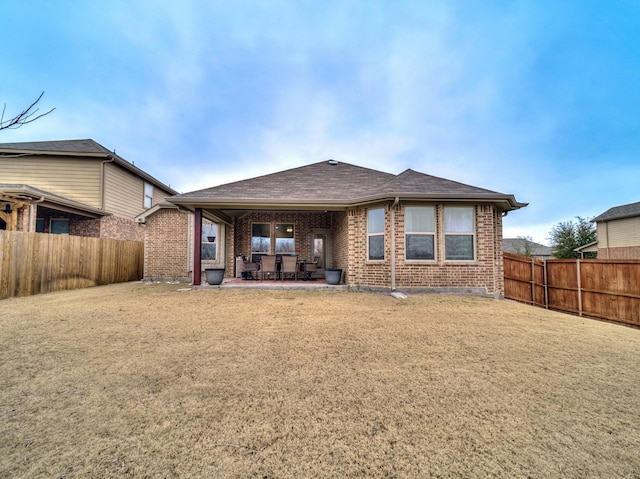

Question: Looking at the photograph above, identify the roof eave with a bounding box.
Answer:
[0,184,109,217]
[168,193,527,212]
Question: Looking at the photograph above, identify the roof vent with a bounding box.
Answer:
[328,159,338,165]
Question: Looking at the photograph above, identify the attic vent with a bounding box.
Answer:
[328,159,338,165]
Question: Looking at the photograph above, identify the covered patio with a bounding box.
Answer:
[189,207,347,286]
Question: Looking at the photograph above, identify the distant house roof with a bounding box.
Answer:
[0,139,178,195]
[593,200,640,222]
[170,160,527,214]
[503,238,552,257]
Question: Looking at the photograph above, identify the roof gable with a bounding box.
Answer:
[172,160,526,211]
[593,201,640,222]
[377,169,502,197]
[177,160,395,201]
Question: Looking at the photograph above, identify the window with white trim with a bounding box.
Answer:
[405,206,435,260]
[201,220,217,261]
[367,208,385,260]
[444,206,475,260]
[144,182,153,208]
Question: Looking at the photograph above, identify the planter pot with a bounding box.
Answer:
[324,268,342,285]
[205,268,225,285]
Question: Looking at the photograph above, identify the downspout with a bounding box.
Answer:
[391,197,399,291]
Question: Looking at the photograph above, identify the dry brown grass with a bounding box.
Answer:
[1,282,639,478]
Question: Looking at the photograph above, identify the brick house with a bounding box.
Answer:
[590,200,640,259]
[0,139,177,241]
[141,160,526,296]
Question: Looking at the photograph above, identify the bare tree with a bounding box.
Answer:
[1,92,55,131]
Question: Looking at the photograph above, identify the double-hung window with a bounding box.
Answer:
[367,208,385,260]
[405,206,435,260]
[444,207,475,260]
[251,223,271,257]
[201,220,217,260]
[144,182,153,208]
[275,223,295,254]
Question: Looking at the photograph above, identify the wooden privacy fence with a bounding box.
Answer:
[0,230,143,300]
[504,252,640,327]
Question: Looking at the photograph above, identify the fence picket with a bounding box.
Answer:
[505,252,640,327]
[0,231,143,300]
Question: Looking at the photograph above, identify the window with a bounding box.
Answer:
[368,208,385,260]
[144,182,153,208]
[405,206,435,260]
[36,218,45,233]
[50,218,70,235]
[275,223,295,253]
[444,207,475,260]
[251,223,271,255]
[201,220,217,261]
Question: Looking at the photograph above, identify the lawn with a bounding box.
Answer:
[1,282,639,478]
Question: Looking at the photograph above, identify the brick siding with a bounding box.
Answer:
[143,208,191,281]
[346,203,505,296]
[99,215,144,241]
[141,202,506,295]
[234,211,332,261]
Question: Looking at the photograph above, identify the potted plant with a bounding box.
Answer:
[324,268,342,285]
[204,268,225,285]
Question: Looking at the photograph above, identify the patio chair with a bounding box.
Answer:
[260,255,277,280]
[280,255,298,281]
[241,261,259,280]
[302,260,317,280]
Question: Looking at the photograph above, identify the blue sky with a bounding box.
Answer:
[2,1,639,245]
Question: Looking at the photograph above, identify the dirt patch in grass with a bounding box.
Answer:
[1,282,639,478]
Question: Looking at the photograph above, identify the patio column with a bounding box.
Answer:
[193,207,202,285]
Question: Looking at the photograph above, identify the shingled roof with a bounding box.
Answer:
[170,160,526,212]
[0,139,109,155]
[593,201,640,222]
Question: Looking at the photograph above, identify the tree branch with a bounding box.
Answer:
[0,92,56,131]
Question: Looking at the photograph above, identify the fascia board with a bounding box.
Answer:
[168,193,527,212]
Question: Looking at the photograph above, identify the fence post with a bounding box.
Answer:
[530,257,535,305]
[576,259,583,317]
[543,259,549,309]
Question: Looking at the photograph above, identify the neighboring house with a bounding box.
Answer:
[591,200,640,259]
[503,238,553,259]
[140,160,526,296]
[0,139,177,241]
